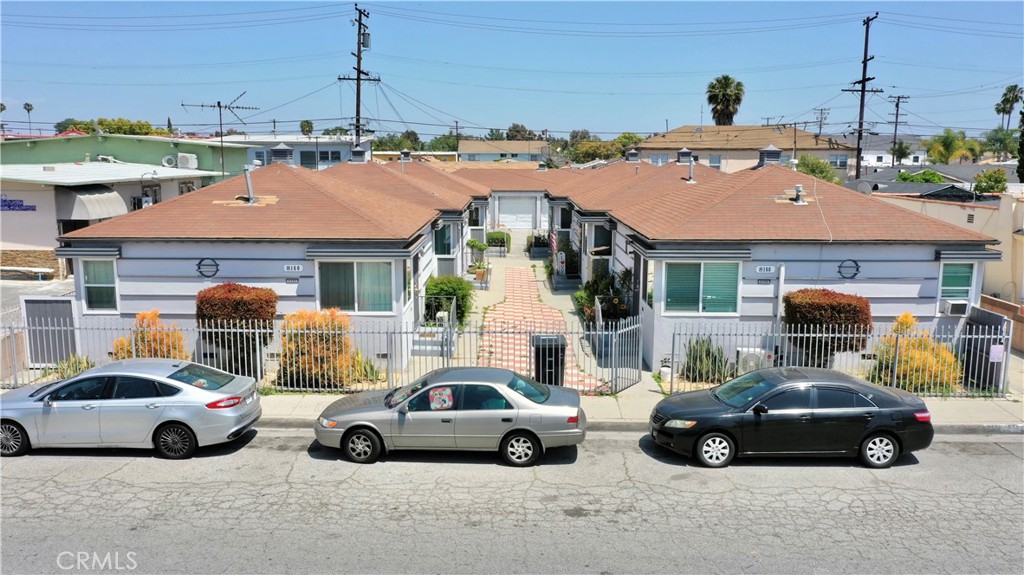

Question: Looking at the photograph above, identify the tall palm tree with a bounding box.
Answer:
[706,75,745,126]
[999,84,1023,130]
[924,129,983,164]
[22,102,33,135]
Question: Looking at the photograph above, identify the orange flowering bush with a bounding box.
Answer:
[278,308,360,388]
[868,312,962,395]
[112,310,191,360]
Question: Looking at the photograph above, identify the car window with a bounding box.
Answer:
[386,378,428,408]
[111,377,160,399]
[816,388,858,409]
[507,374,550,404]
[51,377,108,401]
[714,371,775,408]
[762,387,811,411]
[157,382,182,397]
[462,384,512,410]
[408,386,457,412]
[167,363,234,390]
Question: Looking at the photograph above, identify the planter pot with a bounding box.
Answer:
[475,268,487,281]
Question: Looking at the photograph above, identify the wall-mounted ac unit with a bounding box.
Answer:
[177,153,199,170]
[943,300,969,316]
[736,347,771,375]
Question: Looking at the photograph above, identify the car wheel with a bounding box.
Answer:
[860,433,900,468]
[501,432,541,467]
[695,432,735,468]
[0,420,29,457]
[343,428,382,464]
[154,423,197,460]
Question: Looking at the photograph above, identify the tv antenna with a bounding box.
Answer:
[182,91,259,179]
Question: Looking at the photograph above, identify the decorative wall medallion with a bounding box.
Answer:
[196,258,220,278]
[838,259,860,279]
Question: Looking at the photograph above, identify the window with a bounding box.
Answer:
[650,153,669,166]
[111,377,160,399]
[709,154,722,170]
[779,154,791,167]
[319,151,330,162]
[330,151,341,162]
[664,262,739,314]
[816,388,874,409]
[763,387,812,411]
[82,260,117,311]
[52,377,108,401]
[254,151,265,165]
[592,258,610,279]
[405,260,413,302]
[434,224,453,255]
[408,385,457,411]
[467,154,477,161]
[142,183,161,204]
[461,385,511,410]
[829,154,849,168]
[500,153,508,158]
[468,207,482,227]
[876,156,884,163]
[530,154,540,162]
[559,207,573,229]
[168,363,235,390]
[912,155,920,164]
[319,262,393,313]
[299,151,317,169]
[508,374,550,403]
[510,154,519,159]
[940,263,974,299]
[157,382,182,397]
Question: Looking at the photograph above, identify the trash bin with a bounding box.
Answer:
[531,334,567,386]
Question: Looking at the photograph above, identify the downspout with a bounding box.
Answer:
[776,262,786,323]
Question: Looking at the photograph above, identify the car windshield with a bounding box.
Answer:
[167,363,234,390]
[29,380,63,398]
[507,373,550,404]
[386,379,428,408]
[713,371,776,408]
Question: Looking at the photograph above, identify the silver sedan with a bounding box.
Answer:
[0,359,261,459]
[315,367,587,466]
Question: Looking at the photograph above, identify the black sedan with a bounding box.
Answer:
[649,367,934,468]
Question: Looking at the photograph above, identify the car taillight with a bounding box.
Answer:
[567,411,579,425]
[206,396,242,409]
[914,411,931,423]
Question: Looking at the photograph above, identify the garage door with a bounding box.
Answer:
[498,197,535,229]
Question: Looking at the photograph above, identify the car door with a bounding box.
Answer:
[455,384,516,449]
[391,385,460,448]
[36,377,109,446]
[99,376,167,446]
[742,385,813,454]
[810,386,879,453]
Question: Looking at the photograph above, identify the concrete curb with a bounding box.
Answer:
[256,418,1024,435]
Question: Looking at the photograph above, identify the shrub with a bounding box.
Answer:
[44,355,94,379]
[868,312,962,395]
[572,269,633,322]
[278,309,358,389]
[466,239,488,265]
[425,275,474,326]
[196,282,278,377]
[486,231,511,248]
[784,288,872,367]
[679,337,733,384]
[112,310,191,360]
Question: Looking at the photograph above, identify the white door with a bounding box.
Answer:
[498,197,536,229]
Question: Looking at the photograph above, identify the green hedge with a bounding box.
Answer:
[425,275,474,325]
[486,231,511,247]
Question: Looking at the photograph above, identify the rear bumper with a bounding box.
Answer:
[227,407,262,440]
[540,428,586,448]
[899,424,934,453]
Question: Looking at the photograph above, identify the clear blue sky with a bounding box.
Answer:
[2,1,1022,141]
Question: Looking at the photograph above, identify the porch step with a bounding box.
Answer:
[550,274,581,291]
[411,329,458,357]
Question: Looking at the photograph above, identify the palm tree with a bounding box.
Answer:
[706,75,745,126]
[889,140,912,166]
[998,84,1023,130]
[924,129,982,164]
[23,102,33,135]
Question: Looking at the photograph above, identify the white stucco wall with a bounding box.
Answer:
[0,183,59,249]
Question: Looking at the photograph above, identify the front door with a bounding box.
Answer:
[454,384,516,449]
[37,376,108,445]
[742,386,813,454]
[809,386,879,453]
[391,385,459,448]
[100,376,167,445]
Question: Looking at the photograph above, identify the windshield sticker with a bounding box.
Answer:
[429,387,454,411]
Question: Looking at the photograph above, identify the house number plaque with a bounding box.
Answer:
[284,265,303,272]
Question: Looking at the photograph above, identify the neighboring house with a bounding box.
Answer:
[457,140,551,163]
[859,164,1022,190]
[0,133,251,181]
[857,134,929,169]
[1,161,219,276]
[637,125,855,175]
[219,133,372,170]
[455,164,580,230]
[372,151,457,163]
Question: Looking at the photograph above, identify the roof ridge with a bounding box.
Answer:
[290,165,432,232]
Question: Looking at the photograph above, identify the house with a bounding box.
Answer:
[455,164,580,231]
[372,150,458,163]
[1,161,220,277]
[219,133,372,170]
[858,164,1022,190]
[637,125,855,174]
[857,134,929,169]
[0,132,252,180]
[457,140,551,163]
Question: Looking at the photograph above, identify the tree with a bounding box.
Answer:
[923,129,982,164]
[706,75,744,126]
[974,168,1008,194]
[425,131,458,152]
[485,128,505,141]
[795,155,841,184]
[54,118,88,133]
[373,132,419,151]
[22,102,33,135]
[984,126,1019,161]
[997,84,1023,130]
[889,140,912,165]
[612,132,644,155]
[300,120,313,137]
[400,130,421,150]
[506,123,536,141]
[0,102,6,114]
[322,126,349,136]
[896,169,945,183]
[569,129,597,147]
[568,140,617,164]
[166,117,173,133]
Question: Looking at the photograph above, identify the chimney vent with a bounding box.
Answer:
[400,149,411,162]
[243,166,256,204]
[676,148,692,165]
[792,184,807,206]
[625,148,639,163]
[757,145,783,168]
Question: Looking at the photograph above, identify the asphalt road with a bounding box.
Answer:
[2,430,1022,575]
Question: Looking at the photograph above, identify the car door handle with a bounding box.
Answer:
[146,403,161,409]
[81,404,96,410]
[799,415,810,421]
[863,412,876,419]
[441,418,453,423]
[501,418,513,423]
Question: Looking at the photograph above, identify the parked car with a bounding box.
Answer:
[649,367,933,468]
[0,359,261,459]
[315,367,587,466]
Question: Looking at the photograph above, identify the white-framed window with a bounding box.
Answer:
[254,151,266,165]
[650,153,669,166]
[664,262,740,314]
[829,154,849,169]
[82,259,117,312]
[709,154,722,170]
[940,262,974,299]
[912,155,920,164]
[875,156,884,163]
[317,261,393,313]
[434,224,453,256]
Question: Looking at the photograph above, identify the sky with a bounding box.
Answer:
[1,1,1022,142]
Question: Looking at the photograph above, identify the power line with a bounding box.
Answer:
[181,92,259,178]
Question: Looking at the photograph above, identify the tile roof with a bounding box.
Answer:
[1,162,219,186]
[611,165,995,244]
[549,161,726,212]
[454,166,581,190]
[457,140,551,155]
[639,125,854,152]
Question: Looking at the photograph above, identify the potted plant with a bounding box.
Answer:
[466,238,488,269]
[472,261,488,281]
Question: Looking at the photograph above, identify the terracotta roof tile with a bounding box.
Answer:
[639,125,854,152]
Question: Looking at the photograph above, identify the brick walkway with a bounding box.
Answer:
[477,267,603,392]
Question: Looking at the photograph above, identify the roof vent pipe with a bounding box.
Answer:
[688,155,696,184]
[793,184,807,206]
[243,166,256,204]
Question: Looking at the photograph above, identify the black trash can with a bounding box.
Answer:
[531,334,567,386]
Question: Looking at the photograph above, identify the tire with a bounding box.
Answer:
[342,428,382,464]
[860,433,900,468]
[154,423,197,460]
[500,432,541,467]
[695,432,735,468]
[0,420,29,457]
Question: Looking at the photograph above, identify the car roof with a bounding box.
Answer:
[762,367,876,393]
[427,367,516,385]
[85,358,192,378]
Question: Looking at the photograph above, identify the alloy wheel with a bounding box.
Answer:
[865,436,895,465]
[159,427,192,457]
[0,423,22,455]
[701,436,731,464]
[506,436,534,463]
[348,434,373,460]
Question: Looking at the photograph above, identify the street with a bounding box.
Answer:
[2,430,1022,574]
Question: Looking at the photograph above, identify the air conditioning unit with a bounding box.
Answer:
[736,347,772,375]
[176,153,199,170]
[140,196,154,208]
[943,300,969,316]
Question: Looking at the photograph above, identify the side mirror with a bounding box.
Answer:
[752,404,768,415]
[44,396,54,407]
[398,403,409,414]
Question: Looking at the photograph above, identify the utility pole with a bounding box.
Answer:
[761,116,777,126]
[337,4,379,150]
[814,108,830,136]
[182,91,259,179]
[888,95,908,167]
[842,12,883,179]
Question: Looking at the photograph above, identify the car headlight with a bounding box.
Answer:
[663,419,697,429]
[318,417,339,428]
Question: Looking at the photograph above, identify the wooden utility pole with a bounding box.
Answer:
[337,4,379,149]
[842,12,883,179]
[888,95,908,167]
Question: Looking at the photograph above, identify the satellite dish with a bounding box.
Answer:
[161,154,177,168]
